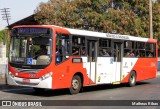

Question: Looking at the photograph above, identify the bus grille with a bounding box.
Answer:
[14,68,42,73]
[15,81,39,86]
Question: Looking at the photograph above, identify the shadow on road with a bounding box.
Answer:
[1,81,151,97]
[0,84,25,90]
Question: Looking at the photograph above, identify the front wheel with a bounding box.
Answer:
[69,75,82,94]
[128,71,136,87]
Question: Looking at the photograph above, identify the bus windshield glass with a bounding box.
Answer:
[9,27,52,66]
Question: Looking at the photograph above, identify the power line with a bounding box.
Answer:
[0,8,11,26]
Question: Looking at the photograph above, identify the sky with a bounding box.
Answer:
[0,0,49,30]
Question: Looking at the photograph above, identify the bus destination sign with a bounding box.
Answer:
[13,28,50,35]
[18,28,49,34]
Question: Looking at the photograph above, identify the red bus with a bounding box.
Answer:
[7,25,158,94]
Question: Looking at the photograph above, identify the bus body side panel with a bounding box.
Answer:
[121,58,157,83]
[121,58,138,82]
[51,56,94,89]
[122,39,157,83]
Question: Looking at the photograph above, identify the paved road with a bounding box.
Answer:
[0,75,160,109]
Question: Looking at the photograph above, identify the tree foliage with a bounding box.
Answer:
[0,29,7,43]
[0,29,10,57]
[34,0,160,40]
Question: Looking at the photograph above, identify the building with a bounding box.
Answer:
[8,14,38,29]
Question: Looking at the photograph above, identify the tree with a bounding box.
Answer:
[34,0,64,25]
[0,29,7,44]
[34,0,160,40]
[0,29,10,57]
[153,1,160,41]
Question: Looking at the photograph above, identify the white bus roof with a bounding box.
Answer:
[49,25,150,42]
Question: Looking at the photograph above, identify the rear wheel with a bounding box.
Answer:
[69,75,82,94]
[128,71,136,87]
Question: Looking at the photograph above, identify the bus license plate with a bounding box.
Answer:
[23,78,30,83]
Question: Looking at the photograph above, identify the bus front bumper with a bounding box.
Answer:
[7,72,52,89]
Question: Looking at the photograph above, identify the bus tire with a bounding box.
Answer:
[128,71,136,87]
[69,75,82,94]
[33,88,45,93]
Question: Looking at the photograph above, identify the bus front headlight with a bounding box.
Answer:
[40,72,53,81]
[9,72,15,78]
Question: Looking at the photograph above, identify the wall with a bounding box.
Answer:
[0,43,7,81]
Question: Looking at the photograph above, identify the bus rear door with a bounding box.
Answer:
[87,40,98,84]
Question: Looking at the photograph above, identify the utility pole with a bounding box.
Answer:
[149,0,153,39]
[0,8,11,45]
[0,8,11,26]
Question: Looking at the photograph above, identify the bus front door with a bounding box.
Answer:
[113,42,123,82]
[87,40,97,84]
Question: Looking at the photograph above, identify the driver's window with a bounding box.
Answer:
[29,37,52,65]
[31,37,51,59]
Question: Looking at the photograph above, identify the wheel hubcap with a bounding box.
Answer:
[72,79,79,90]
[131,75,135,84]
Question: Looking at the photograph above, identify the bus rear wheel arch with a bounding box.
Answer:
[69,73,83,94]
[128,71,137,87]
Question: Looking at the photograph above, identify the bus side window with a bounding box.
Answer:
[146,43,156,58]
[99,39,111,57]
[72,36,86,56]
[56,34,70,64]
[124,41,135,57]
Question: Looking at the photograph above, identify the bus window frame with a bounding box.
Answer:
[98,38,112,57]
[123,41,156,58]
[55,33,71,65]
[71,35,87,56]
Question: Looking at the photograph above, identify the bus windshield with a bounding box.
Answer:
[9,29,52,66]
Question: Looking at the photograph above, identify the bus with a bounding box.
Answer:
[7,25,158,94]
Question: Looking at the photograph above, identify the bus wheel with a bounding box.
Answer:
[69,75,82,94]
[128,71,136,87]
[33,88,45,93]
